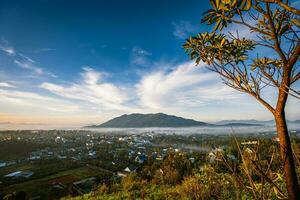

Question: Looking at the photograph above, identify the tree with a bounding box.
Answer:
[183,0,300,199]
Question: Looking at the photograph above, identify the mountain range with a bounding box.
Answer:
[215,119,300,125]
[83,113,300,128]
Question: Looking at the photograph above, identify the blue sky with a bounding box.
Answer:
[0,0,299,127]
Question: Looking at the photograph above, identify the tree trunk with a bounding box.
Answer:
[275,112,300,200]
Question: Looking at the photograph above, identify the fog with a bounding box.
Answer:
[1,123,300,135]
[85,124,300,135]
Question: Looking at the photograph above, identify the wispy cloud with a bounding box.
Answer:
[0,44,15,56]
[18,53,35,63]
[0,40,36,62]
[0,88,79,113]
[0,39,56,78]
[1,58,296,124]
[0,82,15,88]
[40,67,130,111]
[136,61,240,111]
[172,20,198,39]
[14,60,57,78]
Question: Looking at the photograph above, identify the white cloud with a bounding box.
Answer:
[1,58,297,125]
[136,61,240,111]
[40,67,130,111]
[14,60,43,74]
[0,45,15,56]
[0,82,15,88]
[0,88,79,113]
[0,40,56,78]
[14,60,57,78]
[172,20,198,39]
[18,53,35,63]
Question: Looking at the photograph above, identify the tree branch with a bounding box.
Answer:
[209,63,276,114]
[262,0,300,15]
[291,72,300,84]
[265,3,288,64]
[287,40,300,69]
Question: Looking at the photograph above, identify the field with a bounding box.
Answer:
[0,166,112,199]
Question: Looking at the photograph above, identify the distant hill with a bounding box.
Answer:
[216,119,272,125]
[216,119,300,125]
[85,113,208,128]
[217,123,263,127]
[291,120,300,123]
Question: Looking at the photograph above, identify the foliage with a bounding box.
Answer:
[65,139,300,199]
[203,0,252,30]
[184,32,254,65]
[183,2,300,197]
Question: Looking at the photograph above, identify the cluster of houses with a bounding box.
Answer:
[3,128,297,200]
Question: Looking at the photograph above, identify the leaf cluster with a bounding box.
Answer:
[183,32,255,65]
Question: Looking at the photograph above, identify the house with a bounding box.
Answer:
[6,161,16,166]
[117,172,127,177]
[135,155,147,164]
[0,161,6,168]
[51,182,65,190]
[117,165,137,177]
[72,177,98,195]
[124,165,137,173]
[88,151,96,158]
[155,155,163,161]
[29,155,41,160]
[57,155,67,159]
[189,157,195,163]
[4,171,34,178]
[128,150,135,158]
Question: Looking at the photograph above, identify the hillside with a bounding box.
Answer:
[85,113,208,128]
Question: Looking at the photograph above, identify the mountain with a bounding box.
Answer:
[84,114,299,128]
[85,113,208,128]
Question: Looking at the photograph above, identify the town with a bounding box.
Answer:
[1,129,299,199]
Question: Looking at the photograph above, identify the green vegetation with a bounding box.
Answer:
[1,129,300,199]
[0,140,47,160]
[66,137,300,200]
[1,166,111,200]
